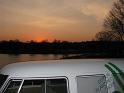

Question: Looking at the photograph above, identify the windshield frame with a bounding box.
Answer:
[0,74,8,92]
[0,74,8,88]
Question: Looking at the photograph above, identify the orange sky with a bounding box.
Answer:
[0,0,115,42]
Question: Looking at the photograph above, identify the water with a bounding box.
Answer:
[0,54,65,68]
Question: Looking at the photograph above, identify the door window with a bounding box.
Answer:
[20,78,68,93]
[20,80,45,93]
[3,78,68,93]
[46,79,67,93]
[77,75,108,93]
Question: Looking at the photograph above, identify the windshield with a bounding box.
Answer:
[0,74,8,88]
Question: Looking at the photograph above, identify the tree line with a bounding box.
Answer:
[0,40,124,58]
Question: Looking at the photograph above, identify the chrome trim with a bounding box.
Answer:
[18,79,24,93]
[2,79,23,93]
[45,79,47,93]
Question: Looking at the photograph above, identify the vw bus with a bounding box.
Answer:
[0,59,124,93]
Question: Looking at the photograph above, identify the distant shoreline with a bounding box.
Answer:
[61,54,124,59]
[0,41,124,58]
[0,53,124,59]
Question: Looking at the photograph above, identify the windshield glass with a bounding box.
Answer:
[0,74,8,88]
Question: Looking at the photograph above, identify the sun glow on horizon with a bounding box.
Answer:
[0,0,115,41]
[33,37,46,42]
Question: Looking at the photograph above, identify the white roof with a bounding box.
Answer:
[0,59,124,78]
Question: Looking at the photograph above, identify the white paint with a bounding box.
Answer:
[0,59,124,93]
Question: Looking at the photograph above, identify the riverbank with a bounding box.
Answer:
[62,53,124,59]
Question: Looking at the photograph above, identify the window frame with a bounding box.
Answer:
[2,76,69,93]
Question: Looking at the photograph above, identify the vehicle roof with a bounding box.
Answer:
[0,59,124,78]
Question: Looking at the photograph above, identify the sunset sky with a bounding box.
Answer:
[0,0,115,42]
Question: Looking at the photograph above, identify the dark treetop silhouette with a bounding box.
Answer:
[0,40,124,58]
[96,0,124,41]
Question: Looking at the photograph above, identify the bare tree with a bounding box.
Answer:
[96,0,124,41]
[95,31,120,41]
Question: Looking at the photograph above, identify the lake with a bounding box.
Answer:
[0,54,66,68]
[1,53,121,69]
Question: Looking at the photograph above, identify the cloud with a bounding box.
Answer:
[0,0,114,24]
[80,0,115,21]
[0,0,115,41]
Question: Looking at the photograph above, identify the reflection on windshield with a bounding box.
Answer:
[0,74,8,88]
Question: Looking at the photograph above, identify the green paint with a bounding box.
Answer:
[108,63,124,80]
[105,62,124,93]
[113,91,121,93]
